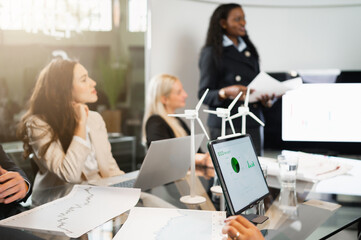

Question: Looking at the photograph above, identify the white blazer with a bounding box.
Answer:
[27,111,123,206]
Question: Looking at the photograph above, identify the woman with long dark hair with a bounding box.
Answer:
[18,59,175,209]
[17,58,123,206]
[199,3,272,155]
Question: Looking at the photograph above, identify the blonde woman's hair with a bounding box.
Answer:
[142,74,188,143]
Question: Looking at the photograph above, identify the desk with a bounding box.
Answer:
[258,187,361,240]
[0,174,215,239]
[259,152,361,239]
[1,153,360,239]
[194,158,361,239]
[90,181,359,239]
[151,172,215,211]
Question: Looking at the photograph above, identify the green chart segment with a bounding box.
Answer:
[231,157,240,173]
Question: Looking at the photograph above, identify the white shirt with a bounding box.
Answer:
[73,126,100,179]
[223,34,247,52]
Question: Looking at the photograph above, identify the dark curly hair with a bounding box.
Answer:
[204,3,259,59]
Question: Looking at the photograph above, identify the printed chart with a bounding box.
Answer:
[114,207,226,240]
[0,185,140,238]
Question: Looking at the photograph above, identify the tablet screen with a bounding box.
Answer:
[208,135,269,214]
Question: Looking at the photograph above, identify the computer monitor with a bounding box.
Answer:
[282,83,361,142]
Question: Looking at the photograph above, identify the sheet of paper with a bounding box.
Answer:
[248,72,302,103]
[314,156,361,196]
[113,207,226,240]
[0,185,141,238]
[258,151,353,182]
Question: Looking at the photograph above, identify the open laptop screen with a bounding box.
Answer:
[208,134,269,215]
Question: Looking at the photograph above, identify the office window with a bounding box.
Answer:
[0,0,112,38]
[128,0,147,32]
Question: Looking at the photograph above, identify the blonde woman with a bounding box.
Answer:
[143,74,212,167]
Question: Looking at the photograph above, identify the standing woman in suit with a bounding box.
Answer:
[17,59,123,206]
[199,3,272,156]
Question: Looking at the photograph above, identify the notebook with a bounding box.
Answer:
[208,134,269,219]
[89,134,204,191]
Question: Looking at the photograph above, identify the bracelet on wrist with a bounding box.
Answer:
[219,88,226,99]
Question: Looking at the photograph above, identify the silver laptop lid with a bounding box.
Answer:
[134,134,204,191]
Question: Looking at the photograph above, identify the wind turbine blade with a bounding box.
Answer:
[245,87,250,107]
[196,88,209,111]
[196,117,210,140]
[204,109,218,115]
[228,91,242,111]
[168,113,187,118]
[248,112,265,126]
[227,118,236,134]
[242,115,246,135]
[229,112,243,120]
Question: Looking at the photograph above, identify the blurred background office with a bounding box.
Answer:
[1,0,361,178]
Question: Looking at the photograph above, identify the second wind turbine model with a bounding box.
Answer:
[168,89,209,204]
[228,88,265,134]
[204,91,243,139]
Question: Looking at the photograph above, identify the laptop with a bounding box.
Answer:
[89,134,204,191]
[207,134,269,224]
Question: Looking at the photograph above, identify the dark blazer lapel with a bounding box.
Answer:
[224,47,258,71]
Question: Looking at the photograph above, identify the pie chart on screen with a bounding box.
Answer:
[231,157,240,173]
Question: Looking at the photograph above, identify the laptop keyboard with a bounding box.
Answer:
[112,178,136,188]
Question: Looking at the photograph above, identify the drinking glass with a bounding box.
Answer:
[278,155,298,190]
[277,155,299,217]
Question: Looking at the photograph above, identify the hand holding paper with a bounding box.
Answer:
[221,85,251,101]
[248,72,302,103]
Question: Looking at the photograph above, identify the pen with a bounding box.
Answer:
[316,166,340,176]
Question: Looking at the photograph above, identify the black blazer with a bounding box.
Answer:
[0,145,31,201]
[0,145,32,219]
[145,115,190,148]
[198,45,264,129]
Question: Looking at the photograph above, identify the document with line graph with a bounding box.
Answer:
[0,185,141,238]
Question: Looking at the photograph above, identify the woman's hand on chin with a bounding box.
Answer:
[73,102,89,125]
[73,102,89,139]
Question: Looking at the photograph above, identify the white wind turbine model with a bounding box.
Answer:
[203,91,243,139]
[203,91,242,211]
[168,89,210,205]
[228,88,265,135]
